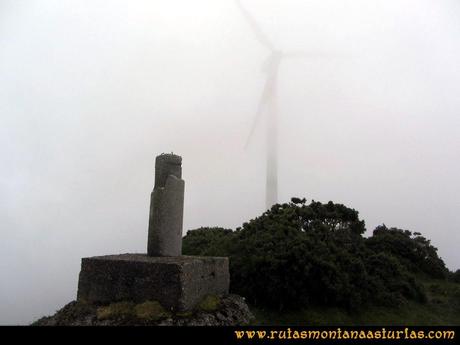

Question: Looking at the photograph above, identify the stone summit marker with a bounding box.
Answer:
[147,153,184,256]
[77,153,229,311]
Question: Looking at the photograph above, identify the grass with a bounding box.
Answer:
[250,278,460,325]
[94,295,222,323]
[96,300,171,321]
[96,301,136,320]
[197,295,221,312]
[134,301,171,321]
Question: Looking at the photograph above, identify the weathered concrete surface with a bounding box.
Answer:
[77,254,229,311]
[147,154,185,256]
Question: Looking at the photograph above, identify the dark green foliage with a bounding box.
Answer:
[182,227,233,256]
[449,270,460,284]
[366,225,448,279]
[183,198,451,311]
[364,253,427,306]
[224,200,370,310]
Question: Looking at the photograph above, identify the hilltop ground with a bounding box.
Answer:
[251,277,460,325]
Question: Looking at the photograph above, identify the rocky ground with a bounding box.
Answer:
[32,294,254,326]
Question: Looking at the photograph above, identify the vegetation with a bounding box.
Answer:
[182,227,233,257]
[32,295,253,326]
[96,300,170,321]
[96,301,137,320]
[197,295,221,312]
[94,296,221,322]
[134,301,170,321]
[449,269,460,284]
[183,198,459,324]
[366,225,448,279]
[250,277,460,325]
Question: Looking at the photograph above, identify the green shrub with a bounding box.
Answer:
[183,198,449,311]
[366,225,448,279]
[449,270,460,284]
[182,227,234,256]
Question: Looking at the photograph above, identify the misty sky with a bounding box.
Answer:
[1,0,459,325]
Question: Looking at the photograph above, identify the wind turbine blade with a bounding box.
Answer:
[245,76,271,149]
[235,0,275,52]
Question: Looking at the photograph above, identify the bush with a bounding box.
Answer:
[366,225,448,279]
[182,227,234,256]
[183,198,445,311]
[364,253,426,306]
[449,270,460,284]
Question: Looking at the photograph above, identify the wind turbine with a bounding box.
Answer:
[236,0,317,210]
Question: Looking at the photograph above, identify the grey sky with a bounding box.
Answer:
[1,0,459,324]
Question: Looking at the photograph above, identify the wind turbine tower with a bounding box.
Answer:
[236,0,311,210]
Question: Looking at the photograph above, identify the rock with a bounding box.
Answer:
[32,294,254,326]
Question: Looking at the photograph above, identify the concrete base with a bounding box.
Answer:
[77,254,229,311]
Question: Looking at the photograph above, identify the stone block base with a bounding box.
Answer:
[77,254,229,311]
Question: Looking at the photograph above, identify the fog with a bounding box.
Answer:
[1,0,459,324]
